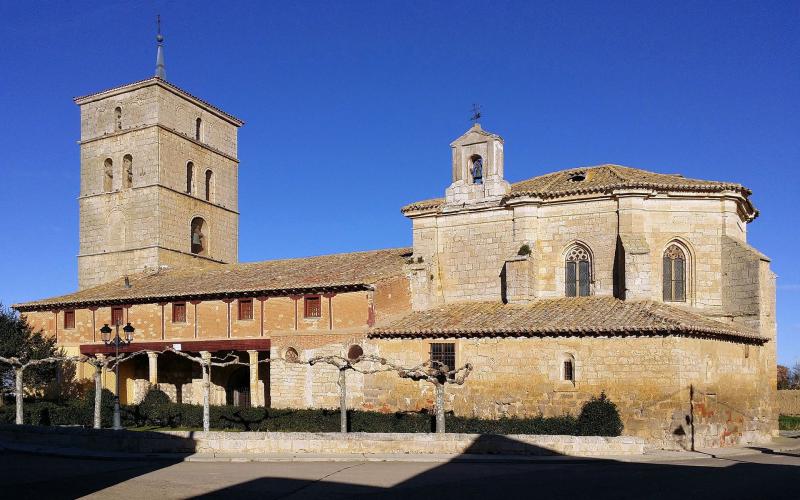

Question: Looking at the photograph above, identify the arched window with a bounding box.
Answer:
[114,107,122,131]
[663,244,687,302]
[103,158,113,192]
[186,162,194,194]
[347,345,364,361]
[190,217,206,255]
[122,155,133,189]
[470,155,483,185]
[205,170,214,202]
[565,244,591,297]
[195,118,202,141]
[284,347,299,362]
[561,353,576,382]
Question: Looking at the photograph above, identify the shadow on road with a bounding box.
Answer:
[1,433,798,499]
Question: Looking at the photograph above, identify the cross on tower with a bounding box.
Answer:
[469,103,482,124]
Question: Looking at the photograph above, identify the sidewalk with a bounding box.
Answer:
[2,435,798,464]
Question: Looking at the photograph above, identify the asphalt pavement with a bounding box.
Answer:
[2,444,800,499]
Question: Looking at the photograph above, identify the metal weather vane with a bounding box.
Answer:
[470,103,482,124]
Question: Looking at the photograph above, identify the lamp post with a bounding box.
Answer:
[100,321,134,430]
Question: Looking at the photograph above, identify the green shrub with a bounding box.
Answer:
[779,415,800,431]
[0,395,620,436]
[577,392,623,436]
[517,244,532,256]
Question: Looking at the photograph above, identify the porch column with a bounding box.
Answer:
[147,351,159,386]
[247,350,262,407]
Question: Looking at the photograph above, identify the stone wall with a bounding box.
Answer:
[0,425,646,457]
[76,81,240,289]
[357,335,774,449]
[778,390,800,416]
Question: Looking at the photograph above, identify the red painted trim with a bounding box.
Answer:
[80,338,271,355]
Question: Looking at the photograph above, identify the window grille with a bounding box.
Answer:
[304,296,321,318]
[238,299,253,321]
[430,343,456,372]
[563,360,574,381]
[63,310,75,330]
[111,307,124,326]
[565,245,591,297]
[663,244,686,302]
[172,303,186,323]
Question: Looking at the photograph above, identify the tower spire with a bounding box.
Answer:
[155,15,166,80]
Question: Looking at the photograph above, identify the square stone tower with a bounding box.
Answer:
[74,78,243,289]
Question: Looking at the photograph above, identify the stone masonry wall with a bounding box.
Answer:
[360,335,773,449]
[76,81,240,289]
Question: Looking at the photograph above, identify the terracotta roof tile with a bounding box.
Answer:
[401,164,756,215]
[14,247,411,311]
[369,296,763,343]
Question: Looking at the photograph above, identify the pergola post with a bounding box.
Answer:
[247,349,261,407]
[147,351,158,387]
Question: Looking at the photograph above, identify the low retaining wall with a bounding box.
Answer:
[0,425,645,457]
[778,390,800,416]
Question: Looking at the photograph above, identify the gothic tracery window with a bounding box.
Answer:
[565,244,591,297]
[663,244,686,302]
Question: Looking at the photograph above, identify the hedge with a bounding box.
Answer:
[0,390,623,436]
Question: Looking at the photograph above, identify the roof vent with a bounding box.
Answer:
[568,170,587,182]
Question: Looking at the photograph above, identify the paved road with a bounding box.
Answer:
[2,449,799,499]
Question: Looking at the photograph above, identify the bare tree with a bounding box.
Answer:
[0,355,81,425]
[81,350,150,429]
[394,359,473,433]
[164,348,270,432]
[306,353,472,434]
[307,354,394,433]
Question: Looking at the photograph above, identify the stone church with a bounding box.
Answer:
[13,35,776,449]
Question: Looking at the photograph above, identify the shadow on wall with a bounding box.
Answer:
[2,433,799,499]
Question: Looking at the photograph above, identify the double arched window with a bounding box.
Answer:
[663,243,687,302]
[565,244,591,297]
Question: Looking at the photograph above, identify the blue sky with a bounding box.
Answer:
[0,1,798,364]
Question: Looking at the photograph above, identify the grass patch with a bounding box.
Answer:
[779,414,800,431]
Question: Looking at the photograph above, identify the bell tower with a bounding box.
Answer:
[75,27,243,289]
[444,123,510,206]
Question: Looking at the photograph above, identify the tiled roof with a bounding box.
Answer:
[369,297,763,343]
[401,164,756,215]
[73,77,244,126]
[14,248,411,311]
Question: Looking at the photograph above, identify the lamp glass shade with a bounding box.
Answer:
[100,324,112,342]
[123,323,135,342]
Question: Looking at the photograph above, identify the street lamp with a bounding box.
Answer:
[100,321,135,430]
